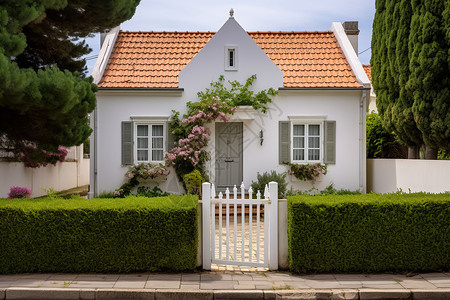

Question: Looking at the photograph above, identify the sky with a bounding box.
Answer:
[85,0,376,74]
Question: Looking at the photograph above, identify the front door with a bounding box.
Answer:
[215,122,243,190]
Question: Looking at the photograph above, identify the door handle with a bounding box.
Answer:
[224,159,234,162]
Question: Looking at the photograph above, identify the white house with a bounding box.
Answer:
[89,12,370,197]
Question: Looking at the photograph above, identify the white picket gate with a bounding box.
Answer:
[202,182,278,270]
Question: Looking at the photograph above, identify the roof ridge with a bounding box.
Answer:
[119,30,333,35]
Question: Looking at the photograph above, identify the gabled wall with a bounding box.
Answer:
[179,16,283,101]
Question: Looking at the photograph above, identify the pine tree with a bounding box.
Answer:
[0,0,140,157]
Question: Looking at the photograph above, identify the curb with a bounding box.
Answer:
[1,288,450,300]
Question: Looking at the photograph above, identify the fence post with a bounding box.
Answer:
[202,182,211,270]
[269,181,278,270]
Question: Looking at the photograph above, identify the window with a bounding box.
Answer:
[225,45,238,70]
[135,123,165,162]
[292,123,321,162]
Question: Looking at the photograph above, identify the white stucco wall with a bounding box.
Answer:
[0,146,89,198]
[367,159,450,194]
[93,91,186,195]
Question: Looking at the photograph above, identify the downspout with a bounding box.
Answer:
[88,107,98,199]
[359,90,367,193]
[93,106,98,197]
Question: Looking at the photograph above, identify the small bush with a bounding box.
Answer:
[136,186,170,197]
[183,169,202,196]
[288,193,450,273]
[251,171,287,198]
[0,195,198,273]
[7,187,32,199]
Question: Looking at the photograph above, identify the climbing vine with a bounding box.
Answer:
[165,75,277,183]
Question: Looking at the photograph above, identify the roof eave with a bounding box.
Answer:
[278,86,370,91]
[96,87,184,97]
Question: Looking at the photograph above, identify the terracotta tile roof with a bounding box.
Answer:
[362,64,372,83]
[98,31,361,89]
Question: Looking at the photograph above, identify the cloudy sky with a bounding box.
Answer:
[86,0,375,74]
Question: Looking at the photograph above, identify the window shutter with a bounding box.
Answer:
[324,121,336,164]
[279,121,290,164]
[121,121,133,165]
[166,122,174,152]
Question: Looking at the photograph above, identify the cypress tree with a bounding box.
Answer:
[407,0,450,158]
[372,0,450,159]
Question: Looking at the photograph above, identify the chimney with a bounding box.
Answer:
[343,21,359,55]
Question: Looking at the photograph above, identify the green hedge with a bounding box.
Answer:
[288,193,450,273]
[0,195,198,273]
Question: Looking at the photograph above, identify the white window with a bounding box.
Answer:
[135,123,165,162]
[292,123,322,162]
[225,45,238,70]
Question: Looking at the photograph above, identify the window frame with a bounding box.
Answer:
[133,121,166,164]
[291,121,324,163]
[224,45,238,71]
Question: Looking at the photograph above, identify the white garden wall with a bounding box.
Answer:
[367,159,450,194]
[0,146,89,198]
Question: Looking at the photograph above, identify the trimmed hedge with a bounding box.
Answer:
[288,193,450,273]
[0,195,198,273]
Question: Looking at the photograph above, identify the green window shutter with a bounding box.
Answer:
[166,121,174,152]
[121,121,133,165]
[279,121,290,164]
[324,121,336,164]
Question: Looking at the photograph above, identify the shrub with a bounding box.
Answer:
[7,187,32,199]
[288,193,450,273]
[136,186,170,197]
[0,195,198,273]
[284,162,327,183]
[19,145,68,168]
[251,171,287,198]
[366,112,407,158]
[183,169,202,196]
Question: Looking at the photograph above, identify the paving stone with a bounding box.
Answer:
[411,289,450,300]
[232,274,254,281]
[9,279,46,287]
[304,280,343,289]
[201,274,233,281]
[68,280,116,288]
[6,287,81,300]
[200,280,237,290]
[181,273,200,281]
[47,274,78,281]
[234,284,256,289]
[156,289,212,300]
[398,279,437,289]
[214,290,264,299]
[359,289,412,299]
[148,274,180,281]
[96,288,155,300]
[76,274,120,281]
[180,284,200,289]
[146,280,180,289]
[332,289,359,300]
[113,280,147,289]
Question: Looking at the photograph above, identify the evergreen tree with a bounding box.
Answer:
[0,0,139,158]
[407,0,450,158]
[371,0,450,159]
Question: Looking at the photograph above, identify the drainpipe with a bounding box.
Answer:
[88,107,98,199]
[359,90,367,193]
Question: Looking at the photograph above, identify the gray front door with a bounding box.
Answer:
[215,122,243,190]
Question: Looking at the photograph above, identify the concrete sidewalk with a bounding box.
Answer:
[1,269,449,299]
